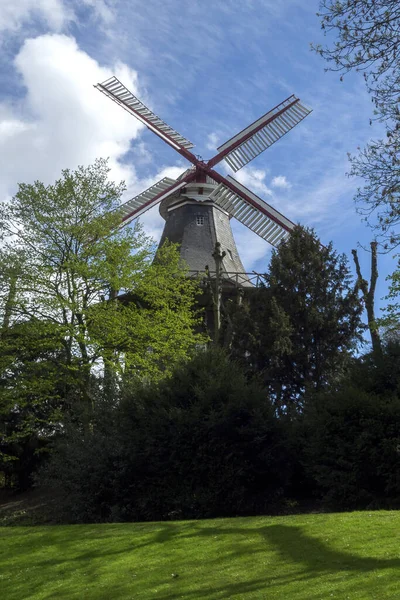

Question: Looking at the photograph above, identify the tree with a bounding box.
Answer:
[0,318,65,489]
[352,241,383,357]
[381,256,400,332]
[230,226,363,412]
[1,158,145,402]
[0,250,25,332]
[313,1,400,247]
[0,159,203,397]
[0,159,205,485]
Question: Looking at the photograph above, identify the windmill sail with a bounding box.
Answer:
[95,76,194,153]
[94,74,311,264]
[210,96,312,172]
[209,176,294,246]
[118,178,187,225]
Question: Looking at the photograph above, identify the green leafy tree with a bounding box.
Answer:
[313,1,400,247]
[0,159,203,395]
[381,257,400,332]
[0,158,147,402]
[0,250,25,332]
[230,226,363,412]
[0,159,205,485]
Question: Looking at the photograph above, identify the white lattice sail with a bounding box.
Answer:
[96,76,194,151]
[209,176,294,246]
[118,178,186,225]
[216,96,312,172]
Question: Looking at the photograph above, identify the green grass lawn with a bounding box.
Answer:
[0,512,399,599]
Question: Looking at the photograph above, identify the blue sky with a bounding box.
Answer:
[0,0,395,318]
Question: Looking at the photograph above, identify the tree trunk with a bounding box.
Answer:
[352,241,382,358]
[206,243,226,345]
[2,272,17,332]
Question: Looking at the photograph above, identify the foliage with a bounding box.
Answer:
[41,349,292,522]
[380,256,400,331]
[0,158,204,386]
[298,337,400,511]
[350,336,400,398]
[0,159,203,390]
[313,1,400,247]
[302,386,400,510]
[1,513,400,599]
[29,343,400,519]
[230,226,363,412]
[0,159,142,390]
[0,319,65,489]
[0,159,204,488]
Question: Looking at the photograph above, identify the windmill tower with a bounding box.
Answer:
[95,77,312,292]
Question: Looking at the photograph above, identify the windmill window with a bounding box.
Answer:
[227,249,233,260]
[196,215,205,226]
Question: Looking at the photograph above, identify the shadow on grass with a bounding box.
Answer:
[3,520,400,600]
[152,521,400,571]
[151,522,400,600]
[262,524,400,572]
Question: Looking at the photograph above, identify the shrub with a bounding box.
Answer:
[41,349,292,522]
[302,387,400,510]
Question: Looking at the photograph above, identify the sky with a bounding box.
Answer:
[0,0,395,318]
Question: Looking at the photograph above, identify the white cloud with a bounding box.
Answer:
[231,220,272,271]
[81,0,115,25]
[275,166,358,239]
[136,205,164,243]
[0,117,35,139]
[271,175,292,189]
[150,165,185,183]
[234,166,272,198]
[0,32,190,248]
[206,132,219,151]
[130,141,153,165]
[0,33,144,200]
[0,0,71,32]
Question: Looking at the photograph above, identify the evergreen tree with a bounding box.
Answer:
[231,226,363,412]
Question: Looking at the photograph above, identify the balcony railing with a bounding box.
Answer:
[187,270,265,288]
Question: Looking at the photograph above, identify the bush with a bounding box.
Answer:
[41,349,292,522]
[38,399,123,523]
[116,349,292,520]
[302,387,400,510]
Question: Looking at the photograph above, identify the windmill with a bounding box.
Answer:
[94,77,312,288]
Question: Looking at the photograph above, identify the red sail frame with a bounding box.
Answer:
[95,77,312,244]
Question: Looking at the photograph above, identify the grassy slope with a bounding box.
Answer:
[0,512,399,599]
